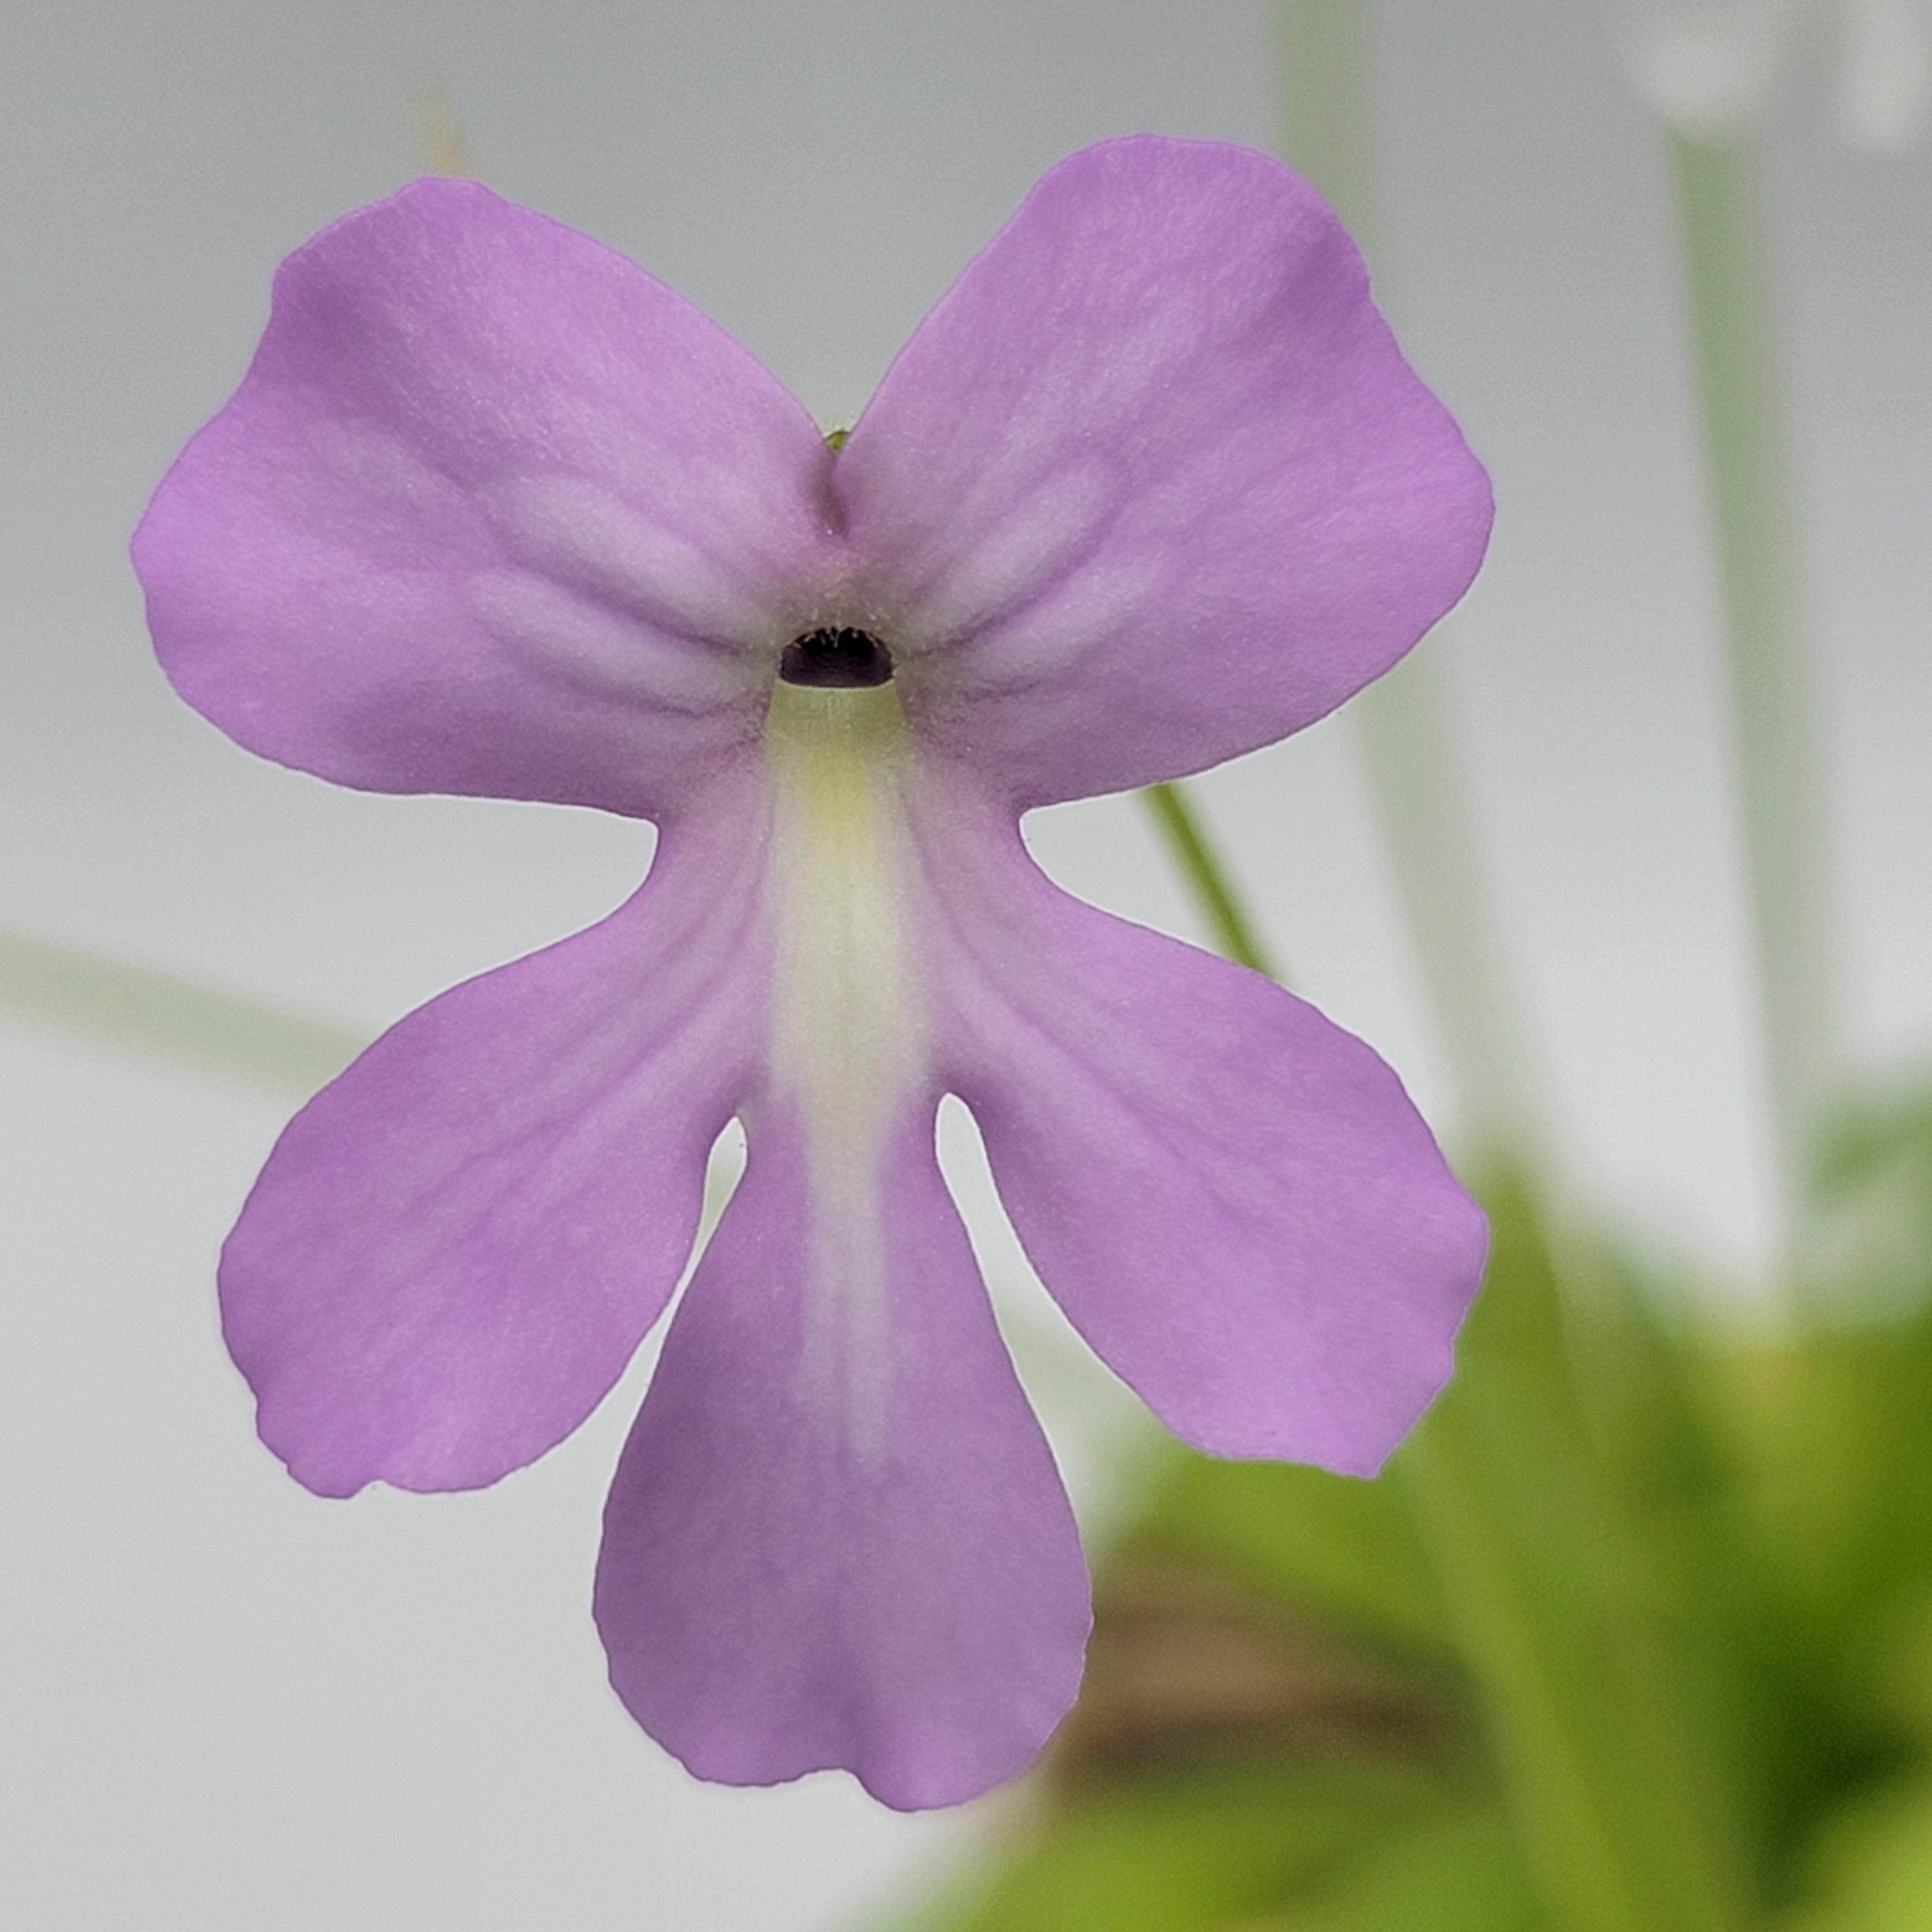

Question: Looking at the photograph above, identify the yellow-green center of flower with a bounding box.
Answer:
[764,677,925,1452]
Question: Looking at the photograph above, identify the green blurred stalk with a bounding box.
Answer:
[1276,0,1540,1158]
[1141,782,1279,978]
[1404,1180,1752,1932]
[1666,132,1833,1250]
[1274,8,1751,1929]
[0,926,361,1098]
[1278,0,1377,243]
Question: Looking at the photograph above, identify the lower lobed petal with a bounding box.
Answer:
[593,1098,1090,1811]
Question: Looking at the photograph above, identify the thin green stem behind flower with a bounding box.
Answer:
[1271,0,1543,1160]
[1667,132,1834,1259]
[1258,10,1753,1932]
[1139,782,1279,980]
[0,927,361,1099]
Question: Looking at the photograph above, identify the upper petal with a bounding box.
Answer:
[916,777,1486,1477]
[834,136,1493,806]
[133,179,841,819]
[220,785,770,1497]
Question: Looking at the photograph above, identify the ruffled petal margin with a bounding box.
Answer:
[918,781,1486,1478]
[134,179,840,821]
[594,1098,1090,1811]
[220,794,769,1497]
[834,135,1493,807]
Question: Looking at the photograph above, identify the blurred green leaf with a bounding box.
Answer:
[1399,1172,1754,1932]
[1814,1083,1932,1313]
[1322,1804,1544,1932]
[1782,1775,1932,1931]
[1131,1446,1446,1654]
[1689,1084,1932,1860]
[0,926,362,1097]
[894,1765,1456,1932]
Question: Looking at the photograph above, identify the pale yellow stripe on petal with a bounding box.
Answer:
[764,681,929,1457]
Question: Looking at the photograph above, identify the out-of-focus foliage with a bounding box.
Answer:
[884,1087,1932,1932]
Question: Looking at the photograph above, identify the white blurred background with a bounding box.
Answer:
[3,1,1928,1925]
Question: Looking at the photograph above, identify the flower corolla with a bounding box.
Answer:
[132,136,1492,1809]
[1614,0,1931,146]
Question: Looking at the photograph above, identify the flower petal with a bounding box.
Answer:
[133,180,840,819]
[921,788,1486,1477]
[834,135,1492,807]
[594,1098,1090,1811]
[221,792,770,1497]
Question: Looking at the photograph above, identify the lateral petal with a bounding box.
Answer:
[835,135,1492,807]
[134,179,841,819]
[921,788,1486,1477]
[594,1099,1090,1811]
[220,791,770,1497]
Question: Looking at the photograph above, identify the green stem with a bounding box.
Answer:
[1139,782,1279,978]
[1275,0,1539,1158]
[1354,653,1541,1151]
[1666,132,1833,1247]
[1403,1181,1751,1932]
[1277,0,1377,243]
[0,927,362,1098]
[1272,9,1751,1931]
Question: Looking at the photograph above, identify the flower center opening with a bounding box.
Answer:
[781,626,894,689]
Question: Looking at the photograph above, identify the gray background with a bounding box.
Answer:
[3,1,1928,1926]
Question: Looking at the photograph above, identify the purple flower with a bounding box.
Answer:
[132,136,1492,1809]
